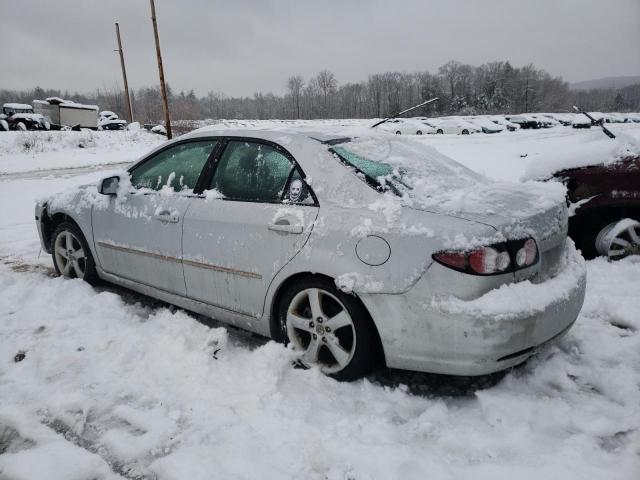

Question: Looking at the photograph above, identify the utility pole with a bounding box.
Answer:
[150,0,172,139]
[114,22,134,123]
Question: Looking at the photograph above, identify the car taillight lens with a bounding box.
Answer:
[468,247,511,274]
[515,238,537,267]
[433,238,538,276]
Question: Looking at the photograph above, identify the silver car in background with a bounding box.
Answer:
[35,129,586,380]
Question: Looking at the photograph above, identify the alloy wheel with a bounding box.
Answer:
[286,287,356,374]
[595,219,640,260]
[54,230,87,278]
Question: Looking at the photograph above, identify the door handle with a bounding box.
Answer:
[155,210,179,223]
[268,220,303,234]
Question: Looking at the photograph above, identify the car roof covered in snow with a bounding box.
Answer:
[3,103,32,110]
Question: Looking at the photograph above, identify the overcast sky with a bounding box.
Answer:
[1,0,639,97]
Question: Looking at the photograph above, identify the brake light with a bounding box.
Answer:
[516,238,537,267]
[468,247,511,274]
[433,251,466,270]
[433,238,538,276]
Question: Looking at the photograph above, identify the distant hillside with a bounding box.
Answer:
[570,75,640,91]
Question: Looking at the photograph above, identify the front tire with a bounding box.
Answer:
[436,129,443,134]
[461,129,469,135]
[51,222,99,284]
[395,131,401,135]
[278,278,380,381]
[16,122,27,131]
[416,130,423,135]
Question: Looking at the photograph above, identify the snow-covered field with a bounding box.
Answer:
[0,125,639,479]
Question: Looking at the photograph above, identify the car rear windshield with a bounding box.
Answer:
[329,145,409,196]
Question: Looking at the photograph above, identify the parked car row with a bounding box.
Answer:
[375,111,640,135]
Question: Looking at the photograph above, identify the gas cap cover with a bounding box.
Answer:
[355,235,391,266]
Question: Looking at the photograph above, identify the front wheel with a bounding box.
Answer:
[416,130,423,135]
[278,278,380,381]
[16,122,27,131]
[436,129,443,134]
[51,222,99,284]
[461,129,469,135]
[395,131,401,135]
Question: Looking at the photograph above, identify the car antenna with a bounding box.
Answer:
[371,97,439,128]
[572,105,616,139]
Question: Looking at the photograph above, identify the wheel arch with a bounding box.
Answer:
[268,271,386,367]
[41,209,84,252]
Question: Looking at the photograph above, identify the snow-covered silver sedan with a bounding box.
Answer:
[35,129,587,380]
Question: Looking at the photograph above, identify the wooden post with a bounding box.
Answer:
[115,22,134,123]
[150,0,172,139]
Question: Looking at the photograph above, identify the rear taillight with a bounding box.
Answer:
[515,238,537,268]
[433,238,538,276]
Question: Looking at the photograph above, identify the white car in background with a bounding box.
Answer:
[432,118,480,135]
[465,116,504,134]
[487,116,520,131]
[378,118,432,135]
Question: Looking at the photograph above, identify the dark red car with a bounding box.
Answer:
[554,155,640,259]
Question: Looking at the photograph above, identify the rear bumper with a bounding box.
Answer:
[361,240,587,376]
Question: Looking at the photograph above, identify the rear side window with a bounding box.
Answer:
[208,141,294,202]
[130,140,217,191]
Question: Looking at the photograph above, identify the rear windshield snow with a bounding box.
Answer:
[328,137,485,200]
[326,136,566,217]
[330,145,409,196]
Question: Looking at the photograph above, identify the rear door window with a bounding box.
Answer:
[208,141,295,203]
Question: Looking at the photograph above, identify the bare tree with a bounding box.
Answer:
[316,70,337,115]
[286,75,304,118]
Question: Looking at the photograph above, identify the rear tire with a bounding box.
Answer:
[416,130,423,135]
[395,131,401,135]
[436,129,443,134]
[277,277,380,381]
[461,129,469,135]
[51,222,99,284]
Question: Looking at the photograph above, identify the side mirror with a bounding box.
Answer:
[99,176,120,195]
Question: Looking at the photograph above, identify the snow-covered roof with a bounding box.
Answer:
[35,98,99,111]
[11,113,45,121]
[3,103,32,110]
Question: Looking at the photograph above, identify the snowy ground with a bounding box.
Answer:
[0,125,639,479]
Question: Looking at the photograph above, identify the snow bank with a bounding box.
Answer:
[425,123,640,182]
[0,130,164,175]
[0,257,638,479]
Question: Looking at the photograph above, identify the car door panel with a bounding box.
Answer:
[182,201,317,317]
[91,139,217,296]
[92,193,192,295]
[181,138,318,318]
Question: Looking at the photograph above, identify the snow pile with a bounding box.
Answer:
[524,130,640,179]
[0,130,164,175]
[423,123,640,182]
[0,256,638,479]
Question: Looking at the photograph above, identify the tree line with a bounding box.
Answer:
[2,61,639,123]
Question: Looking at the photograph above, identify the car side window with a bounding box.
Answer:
[129,140,217,192]
[208,141,295,202]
